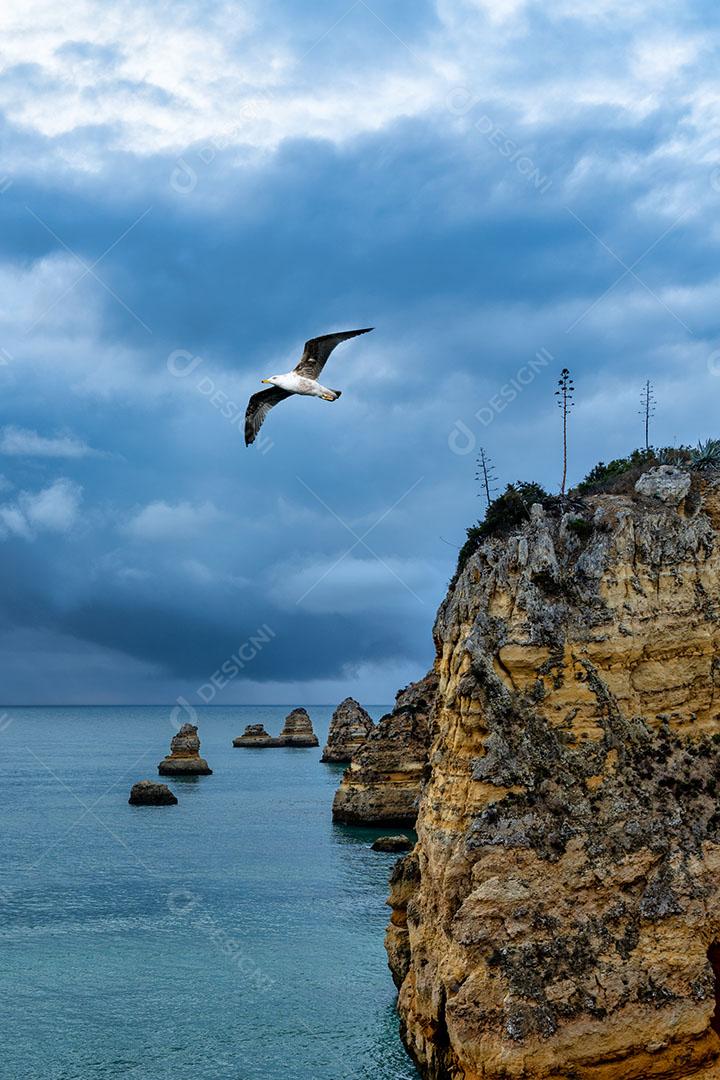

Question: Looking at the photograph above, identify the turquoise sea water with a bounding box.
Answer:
[1,706,419,1080]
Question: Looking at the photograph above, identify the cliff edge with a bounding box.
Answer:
[387,470,720,1080]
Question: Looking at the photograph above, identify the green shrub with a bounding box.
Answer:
[576,449,655,494]
[574,446,698,495]
[566,516,593,540]
[656,446,692,466]
[453,482,549,580]
[478,482,549,539]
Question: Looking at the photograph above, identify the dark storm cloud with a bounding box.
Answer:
[1,0,719,700]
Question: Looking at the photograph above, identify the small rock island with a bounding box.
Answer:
[232,708,319,748]
[371,835,412,853]
[233,723,277,747]
[158,723,212,775]
[128,780,178,805]
[279,707,319,747]
[320,697,374,762]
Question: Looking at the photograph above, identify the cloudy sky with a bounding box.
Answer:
[1,0,719,705]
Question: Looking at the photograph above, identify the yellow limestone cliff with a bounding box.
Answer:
[386,470,720,1080]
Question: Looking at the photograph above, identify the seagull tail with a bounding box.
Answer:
[331,389,342,400]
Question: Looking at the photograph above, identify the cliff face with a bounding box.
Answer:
[332,673,438,825]
[387,474,720,1080]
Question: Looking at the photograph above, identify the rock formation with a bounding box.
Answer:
[372,834,413,853]
[233,723,278,748]
[128,780,178,805]
[278,707,319,747]
[232,711,319,748]
[332,673,437,824]
[321,697,375,762]
[386,472,720,1080]
[158,723,212,775]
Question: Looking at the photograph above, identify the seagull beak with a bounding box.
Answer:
[261,379,270,384]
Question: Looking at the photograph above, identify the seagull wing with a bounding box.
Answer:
[244,386,293,446]
[293,327,373,380]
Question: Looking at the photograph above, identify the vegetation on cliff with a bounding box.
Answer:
[457,440,720,582]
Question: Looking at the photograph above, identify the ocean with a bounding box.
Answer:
[1,705,420,1080]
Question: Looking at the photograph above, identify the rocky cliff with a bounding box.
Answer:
[387,470,720,1080]
[333,673,437,824]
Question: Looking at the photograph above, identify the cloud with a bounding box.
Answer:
[0,478,82,539]
[124,500,224,541]
[0,0,719,703]
[0,0,440,156]
[270,554,436,615]
[0,425,104,458]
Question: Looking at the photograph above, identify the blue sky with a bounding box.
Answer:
[1,0,719,704]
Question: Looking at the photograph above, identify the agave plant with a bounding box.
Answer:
[690,438,720,471]
[656,446,691,467]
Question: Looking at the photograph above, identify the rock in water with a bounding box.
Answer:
[278,707,319,747]
[233,723,279,748]
[158,723,212,775]
[128,780,177,805]
[332,673,437,825]
[371,835,412,852]
[321,697,374,762]
[385,477,720,1080]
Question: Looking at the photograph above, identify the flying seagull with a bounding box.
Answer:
[244,327,374,446]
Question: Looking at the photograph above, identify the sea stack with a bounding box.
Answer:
[278,707,319,747]
[128,780,177,805]
[233,723,278,748]
[321,697,374,763]
[332,673,437,825]
[158,723,212,775]
[386,474,720,1080]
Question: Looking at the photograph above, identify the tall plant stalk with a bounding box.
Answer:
[476,448,497,509]
[639,379,655,451]
[555,368,574,496]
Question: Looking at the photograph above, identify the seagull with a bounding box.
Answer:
[244,327,374,446]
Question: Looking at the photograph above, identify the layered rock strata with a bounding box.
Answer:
[279,707,319,747]
[233,723,278,747]
[158,723,212,775]
[387,472,720,1080]
[321,697,375,762]
[332,673,437,824]
[232,711,319,748]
